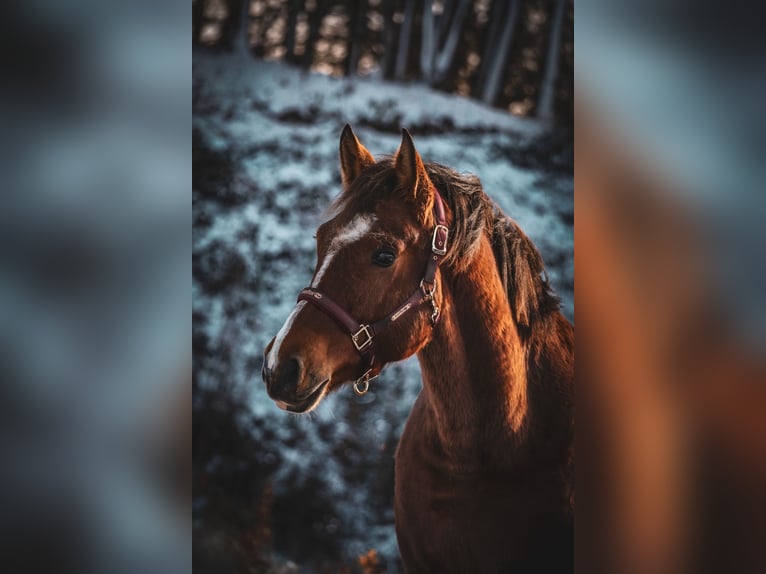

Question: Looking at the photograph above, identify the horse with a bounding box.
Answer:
[262,125,574,572]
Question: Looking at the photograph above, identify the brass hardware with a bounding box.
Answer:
[351,325,373,352]
[353,369,378,395]
[431,225,449,255]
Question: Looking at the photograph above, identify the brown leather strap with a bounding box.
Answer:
[297,288,361,335]
[370,286,429,334]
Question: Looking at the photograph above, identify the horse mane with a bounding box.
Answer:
[332,159,561,333]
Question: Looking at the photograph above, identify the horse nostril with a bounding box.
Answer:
[270,356,303,398]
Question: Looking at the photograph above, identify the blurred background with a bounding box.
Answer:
[193,1,573,572]
[0,1,189,573]
[576,1,766,572]
[193,0,573,120]
[1,0,762,573]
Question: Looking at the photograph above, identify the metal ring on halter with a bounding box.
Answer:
[353,369,377,395]
[353,378,369,395]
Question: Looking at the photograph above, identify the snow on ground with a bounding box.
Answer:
[193,49,573,572]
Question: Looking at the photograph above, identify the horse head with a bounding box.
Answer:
[262,125,448,413]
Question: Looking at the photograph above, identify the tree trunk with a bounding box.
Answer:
[284,0,300,64]
[474,0,504,96]
[438,0,458,46]
[381,0,399,79]
[346,0,366,76]
[420,0,470,86]
[226,0,251,55]
[537,0,566,121]
[432,0,472,85]
[395,0,418,80]
[303,0,325,69]
[420,0,436,83]
[480,0,519,105]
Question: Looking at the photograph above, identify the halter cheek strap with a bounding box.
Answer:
[297,188,449,395]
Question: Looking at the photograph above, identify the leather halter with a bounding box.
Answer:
[297,189,449,395]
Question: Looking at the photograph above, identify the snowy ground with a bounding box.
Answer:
[193,49,573,573]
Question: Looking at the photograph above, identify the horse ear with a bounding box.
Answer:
[394,128,434,221]
[339,124,375,188]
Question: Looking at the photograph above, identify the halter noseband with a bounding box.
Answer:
[297,189,449,396]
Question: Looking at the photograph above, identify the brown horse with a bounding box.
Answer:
[262,125,573,572]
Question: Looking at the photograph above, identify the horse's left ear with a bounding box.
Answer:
[395,128,434,222]
[339,124,375,188]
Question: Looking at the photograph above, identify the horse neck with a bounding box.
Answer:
[416,233,531,464]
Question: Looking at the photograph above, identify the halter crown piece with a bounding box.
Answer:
[297,187,450,396]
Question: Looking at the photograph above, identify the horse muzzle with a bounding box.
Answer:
[262,352,330,413]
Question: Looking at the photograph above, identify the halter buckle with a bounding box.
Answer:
[351,324,373,352]
[431,225,449,256]
[353,369,378,395]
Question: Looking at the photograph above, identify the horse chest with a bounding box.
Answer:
[393,398,572,572]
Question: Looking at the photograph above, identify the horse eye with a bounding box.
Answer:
[372,249,397,267]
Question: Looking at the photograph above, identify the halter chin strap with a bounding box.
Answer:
[297,188,449,395]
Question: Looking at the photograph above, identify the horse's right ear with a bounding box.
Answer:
[339,124,375,188]
[394,128,434,224]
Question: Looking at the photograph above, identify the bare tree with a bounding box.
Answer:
[537,0,566,121]
[284,0,301,64]
[381,0,399,79]
[302,0,325,68]
[224,0,252,55]
[346,0,367,75]
[473,0,503,96]
[479,0,520,105]
[395,0,418,80]
[420,0,472,86]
